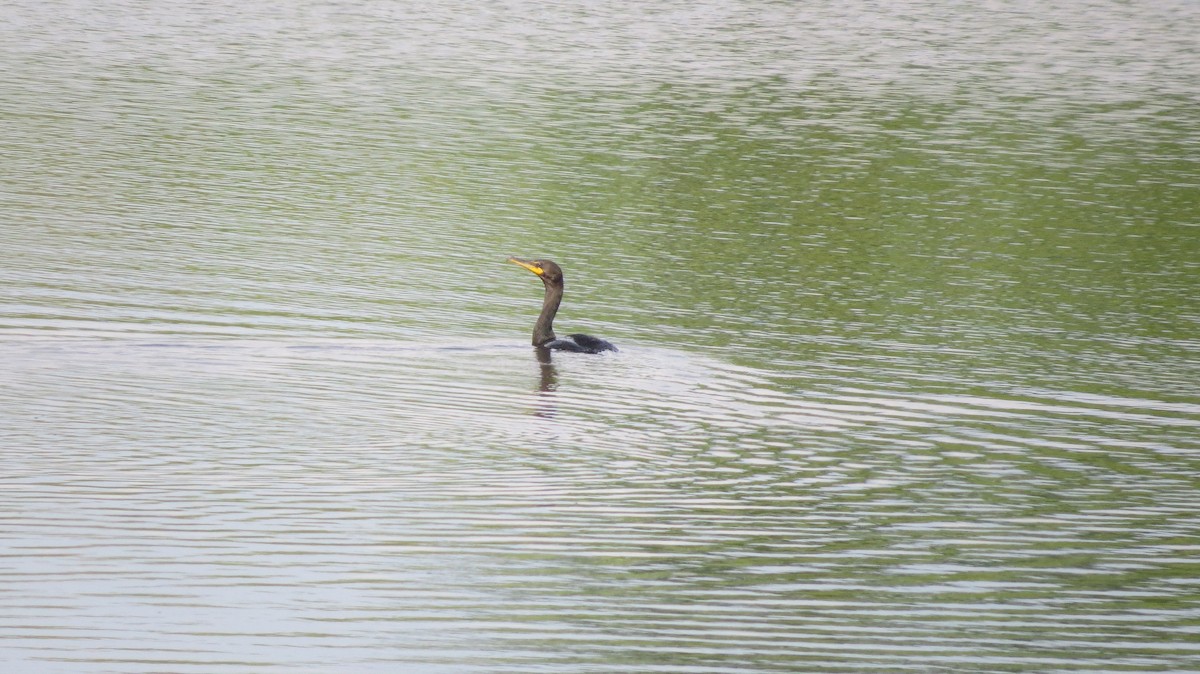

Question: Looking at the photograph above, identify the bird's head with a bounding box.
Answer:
[507,257,564,286]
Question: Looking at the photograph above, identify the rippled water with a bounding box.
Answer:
[3,0,1200,672]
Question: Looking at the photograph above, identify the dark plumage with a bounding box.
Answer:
[507,257,618,354]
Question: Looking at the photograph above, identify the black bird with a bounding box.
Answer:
[508,257,618,354]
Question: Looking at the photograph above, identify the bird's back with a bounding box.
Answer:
[547,333,618,354]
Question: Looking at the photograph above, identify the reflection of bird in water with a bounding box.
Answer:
[508,257,618,354]
[535,344,559,393]
[533,345,558,418]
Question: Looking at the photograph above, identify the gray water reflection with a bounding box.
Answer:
[5,337,1200,672]
[3,0,1200,671]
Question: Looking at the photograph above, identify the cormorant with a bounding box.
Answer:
[507,257,618,354]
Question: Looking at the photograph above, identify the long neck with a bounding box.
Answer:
[533,282,563,346]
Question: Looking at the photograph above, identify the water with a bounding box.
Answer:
[3,0,1200,671]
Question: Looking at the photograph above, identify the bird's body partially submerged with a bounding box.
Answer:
[544,333,617,353]
[507,257,618,354]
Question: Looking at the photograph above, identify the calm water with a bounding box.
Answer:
[3,0,1200,672]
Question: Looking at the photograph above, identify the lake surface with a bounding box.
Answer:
[3,0,1200,671]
